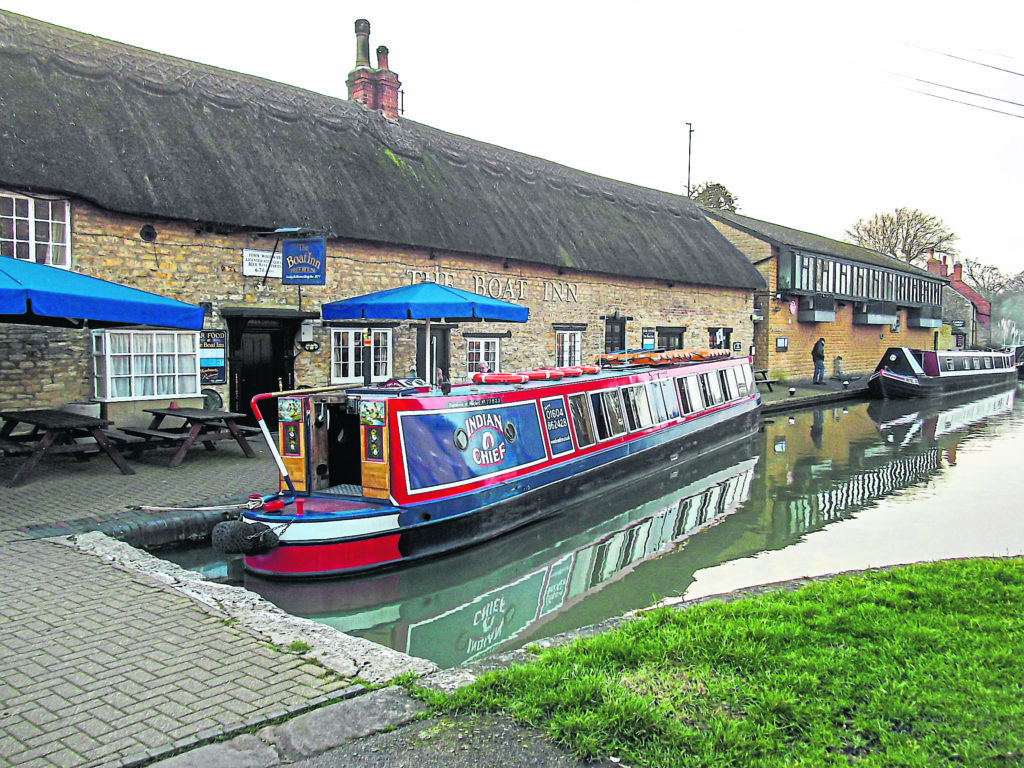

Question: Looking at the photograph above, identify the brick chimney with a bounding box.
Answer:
[346,19,402,120]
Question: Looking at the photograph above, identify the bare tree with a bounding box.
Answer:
[845,207,958,267]
[960,258,1008,298]
[689,181,739,212]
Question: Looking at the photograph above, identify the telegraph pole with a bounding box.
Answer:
[686,122,694,196]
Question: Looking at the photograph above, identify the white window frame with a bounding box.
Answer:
[92,329,200,402]
[1,191,71,267]
[331,328,393,383]
[556,330,582,367]
[466,337,500,374]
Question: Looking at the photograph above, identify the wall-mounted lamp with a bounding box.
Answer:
[503,259,510,270]
[667,281,675,288]
[428,249,436,260]
[557,267,565,276]
[139,224,157,243]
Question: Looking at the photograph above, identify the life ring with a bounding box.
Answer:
[556,366,584,376]
[580,364,601,374]
[690,349,729,362]
[523,369,565,380]
[472,372,531,385]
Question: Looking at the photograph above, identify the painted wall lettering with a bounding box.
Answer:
[406,268,455,287]
[542,281,579,303]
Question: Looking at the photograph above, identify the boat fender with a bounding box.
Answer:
[212,520,279,555]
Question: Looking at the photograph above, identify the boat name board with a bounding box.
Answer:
[541,396,574,457]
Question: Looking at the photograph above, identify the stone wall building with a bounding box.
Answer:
[0,13,764,424]
[703,209,949,382]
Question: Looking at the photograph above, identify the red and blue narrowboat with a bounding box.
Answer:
[866,346,1017,399]
[214,350,761,578]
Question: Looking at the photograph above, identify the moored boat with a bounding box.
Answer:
[214,353,761,578]
[866,347,1016,399]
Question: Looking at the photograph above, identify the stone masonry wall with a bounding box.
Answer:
[0,200,756,413]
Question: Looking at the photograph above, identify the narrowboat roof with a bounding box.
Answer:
[0,11,765,291]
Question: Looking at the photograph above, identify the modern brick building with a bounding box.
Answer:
[0,13,765,424]
[703,209,949,381]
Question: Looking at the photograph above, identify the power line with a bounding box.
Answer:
[910,76,1024,110]
[908,89,1024,120]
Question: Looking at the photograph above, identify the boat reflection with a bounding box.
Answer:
[245,438,761,668]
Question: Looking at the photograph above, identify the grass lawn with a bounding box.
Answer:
[417,558,1024,767]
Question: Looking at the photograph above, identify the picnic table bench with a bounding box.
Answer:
[0,408,135,486]
[119,407,257,468]
[754,369,779,392]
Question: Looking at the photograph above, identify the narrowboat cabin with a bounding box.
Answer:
[866,346,1017,399]
[214,352,762,578]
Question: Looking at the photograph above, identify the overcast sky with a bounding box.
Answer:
[5,1,1022,272]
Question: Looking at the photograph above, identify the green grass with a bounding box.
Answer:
[419,558,1024,767]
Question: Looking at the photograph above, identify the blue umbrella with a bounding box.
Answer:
[321,282,529,323]
[322,283,529,384]
[0,258,205,329]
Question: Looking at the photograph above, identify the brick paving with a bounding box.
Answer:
[0,440,354,768]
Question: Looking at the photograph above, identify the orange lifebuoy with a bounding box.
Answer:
[472,372,530,385]
[521,369,565,380]
[580,364,601,374]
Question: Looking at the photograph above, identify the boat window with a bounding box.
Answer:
[622,385,654,430]
[568,393,596,449]
[943,357,954,372]
[972,358,980,370]
[590,390,626,440]
[647,381,668,423]
[678,375,703,414]
[718,369,735,401]
[741,364,755,395]
[703,372,724,405]
[732,366,749,397]
[985,357,993,369]
[660,379,680,420]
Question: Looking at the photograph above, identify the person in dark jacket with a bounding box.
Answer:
[811,338,826,384]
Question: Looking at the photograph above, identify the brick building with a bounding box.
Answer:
[703,209,948,381]
[0,13,765,425]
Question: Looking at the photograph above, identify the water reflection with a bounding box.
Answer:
[164,385,1024,668]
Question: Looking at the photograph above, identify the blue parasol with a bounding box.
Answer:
[0,258,205,329]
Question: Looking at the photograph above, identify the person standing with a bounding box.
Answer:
[811,337,826,384]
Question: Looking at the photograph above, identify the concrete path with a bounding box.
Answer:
[0,379,863,767]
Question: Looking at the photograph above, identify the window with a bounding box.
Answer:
[92,330,199,401]
[659,379,680,419]
[678,375,704,414]
[1,192,71,267]
[568,393,596,448]
[590,389,626,440]
[646,381,669,423]
[622,385,654,431]
[467,337,500,374]
[331,328,392,383]
[657,327,686,350]
[556,330,582,367]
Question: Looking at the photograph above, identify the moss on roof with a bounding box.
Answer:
[0,11,764,291]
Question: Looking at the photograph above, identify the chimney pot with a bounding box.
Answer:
[354,19,371,68]
[376,45,390,71]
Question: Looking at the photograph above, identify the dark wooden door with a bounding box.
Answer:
[229,318,295,426]
[604,318,626,353]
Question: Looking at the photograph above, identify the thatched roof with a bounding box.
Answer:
[0,11,764,291]
[703,208,940,279]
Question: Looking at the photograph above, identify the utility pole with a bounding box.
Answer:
[686,122,694,196]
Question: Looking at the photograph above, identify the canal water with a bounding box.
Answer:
[163,385,1024,669]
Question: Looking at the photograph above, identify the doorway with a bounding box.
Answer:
[223,309,317,425]
[416,325,451,383]
[604,317,626,353]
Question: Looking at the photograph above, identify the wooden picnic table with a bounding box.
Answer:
[0,408,134,486]
[754,368,778,392]
[120,407,257,468]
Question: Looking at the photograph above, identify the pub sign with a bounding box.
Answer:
[282,238,326,285]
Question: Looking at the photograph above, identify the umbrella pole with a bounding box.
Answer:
[425,317,432,385]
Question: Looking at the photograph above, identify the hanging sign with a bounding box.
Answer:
[282,238,326,285]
